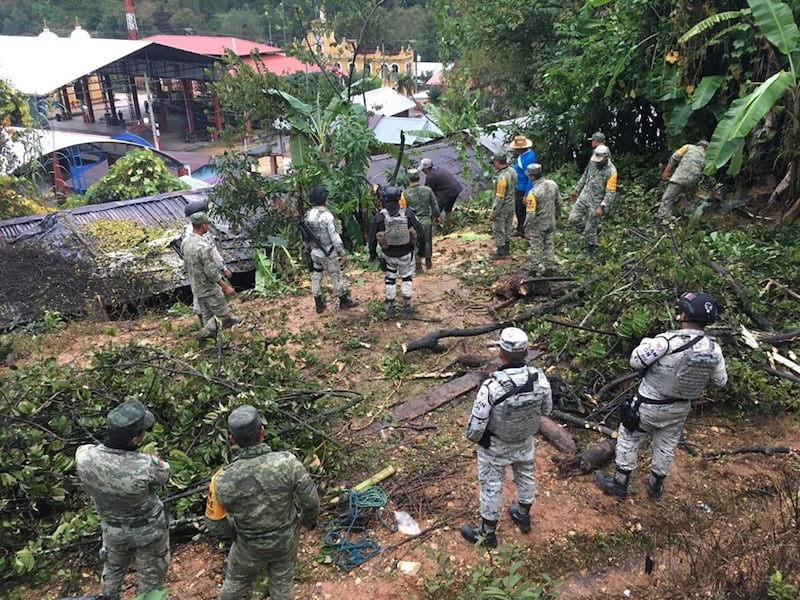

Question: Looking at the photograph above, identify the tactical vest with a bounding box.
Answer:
[304,207,334,251]
[646,336,719,399]
[486,368,545,444]
[381,208,411,246]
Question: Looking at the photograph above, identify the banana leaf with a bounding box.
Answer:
[691,76,726,110]
[747,0,798,56]
[678,10,750,45]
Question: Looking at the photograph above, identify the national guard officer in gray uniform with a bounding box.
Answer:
[490,152,517,260]
[75,400,171,600]
[568,144,617,255]
[656,140,709,223]
[402,168,439,270]
[302,186,359,314]
[205,405,320,600]
[461,328,553,548]
[596,292,727,501]
[523,163,562,276]
[183,199,231,324]
[368,186,426,317]
[181,212,238,347]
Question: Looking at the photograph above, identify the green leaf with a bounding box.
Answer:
[678,10,750,45]
[691,76,726,110]
[747,0,799,56]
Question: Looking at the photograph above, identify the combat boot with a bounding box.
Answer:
[585,244,596,256]
[314,296,326,314]
[339,293,359,310]
[491,245,509,260]
[595,468,631,500]
[386,299,396,318]
[222,317,240,328]
[425,258,432,270]
[507,503,531,533]
[460,519,498,548]
[402,296,414,316]
[646,471,666,501]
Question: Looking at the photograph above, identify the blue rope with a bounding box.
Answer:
[324,486,389,571]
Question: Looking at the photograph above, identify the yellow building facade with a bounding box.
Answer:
[304,21,414,88]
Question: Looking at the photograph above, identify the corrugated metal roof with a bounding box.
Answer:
[370,115,442,145]
[145,34,282,57]
[352,87,416,117]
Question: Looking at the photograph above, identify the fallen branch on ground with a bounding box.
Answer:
[539,416,578,454]
[551,409,617,438]
[702,444,790,460]
[553,438,617,479]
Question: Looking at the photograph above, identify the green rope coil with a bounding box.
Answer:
[323,486,390,571]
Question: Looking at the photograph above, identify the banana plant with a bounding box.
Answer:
[680,0,798,176]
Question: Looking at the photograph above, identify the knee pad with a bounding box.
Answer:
[402,275,413,282]
[385,277,396,285]
[311,263,323,273]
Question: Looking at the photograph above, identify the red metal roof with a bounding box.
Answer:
[144,34,282,57]
[245,55,320,76]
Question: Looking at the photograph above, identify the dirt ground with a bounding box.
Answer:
[9,232,800,600]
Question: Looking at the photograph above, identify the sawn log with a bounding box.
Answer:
[553,438,617,479]
[539,416,578,455]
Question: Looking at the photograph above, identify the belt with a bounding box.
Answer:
[103,511,162,528]
[637,395,690,405]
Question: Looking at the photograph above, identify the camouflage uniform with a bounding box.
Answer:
[402,183,438,263]
[205,445,319,600]
[466,364,553,523]
[568,160,617,246]
[617,330,727,476]
[492,165,517,251]
[524,177,562,274]
[75,401,170,600]
[657,144,707,221]
[183,223,227,315]
[303,205,349,299]
[181,231,232,339]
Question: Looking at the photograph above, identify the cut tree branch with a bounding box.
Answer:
[702,444,790,460]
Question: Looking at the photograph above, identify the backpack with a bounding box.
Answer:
[379,208,412,248]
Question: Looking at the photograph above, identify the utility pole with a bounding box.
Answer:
[125,0,139,40]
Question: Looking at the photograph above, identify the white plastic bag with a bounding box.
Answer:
[394,510,421,535]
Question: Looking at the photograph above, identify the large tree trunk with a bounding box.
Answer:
[553,438,617,479]
[539,416,578,454]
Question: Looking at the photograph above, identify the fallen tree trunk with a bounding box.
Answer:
[708,260,772,331]
[553,438,617,479]
[551,409,617,438]
[539,416,578,454]
[404,275,602,353]
[703,444,790,460]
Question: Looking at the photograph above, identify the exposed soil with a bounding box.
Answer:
[8,232,800,600]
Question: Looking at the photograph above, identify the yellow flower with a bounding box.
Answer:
[665,50,680,64]
[685,84,695,95]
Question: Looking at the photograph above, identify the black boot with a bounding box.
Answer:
[314,296,326,314]
[646,471,666,501]
[507,503,531,533]
[491,245,509,260]
[386,299,396,318]
[402,296,414,315]
[339,293,359,309]
[460,518,498,548]
[425,258,432,270]
[585,244,596,256]
[222,317,240,328]
[595,468,631,499]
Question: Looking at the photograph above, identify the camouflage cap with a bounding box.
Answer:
[190,211,210,225]
[407,168,420,181]
[590,144,610,162]
[107,400,155,435]
[492,151,509,164]
[420,158,433,170]
[697,139,709,146]
[495,327,529,353]
[588,131,606,142]
[228,405,262,442]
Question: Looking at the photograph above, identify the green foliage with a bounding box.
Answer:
[423,544,557,599]
[0,337,350,582]
[83,149,188,205]
[767,570,799,600]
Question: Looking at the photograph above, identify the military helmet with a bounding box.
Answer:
[309,186,328,206]
[678,292,718,325]
[382,186,402,203]
[526,163,543,178]
[420,158,433,170]
[184,199,208,217]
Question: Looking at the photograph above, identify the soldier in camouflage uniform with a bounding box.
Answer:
[490,152,517,260]
[402,168,439,270]
[181,212,238,347]
[596,292,727,501]
[461,328,553,548]
[75,400,170,600]
[523,163,562,276]
[656,140,709,223]
[205,405,319,600]
[302,186,359,314]
[568,144,617,255]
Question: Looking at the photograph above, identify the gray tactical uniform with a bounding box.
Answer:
[304,205,348,299]
[568,161,617,245]
[75,444,171,600]
[466,364,553,521]
[403,184,438,262]
[657,144,707,221]
[524,178,562,274]
[205,445,320,600]
[181,232,231,338]
[492,165,517,250]
[616,329,727,476]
